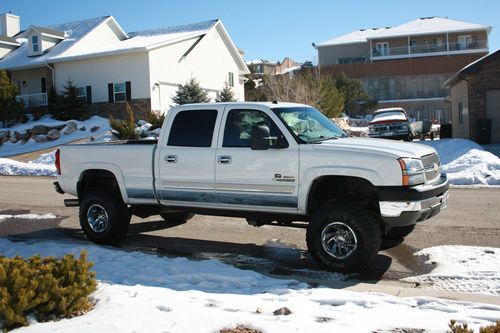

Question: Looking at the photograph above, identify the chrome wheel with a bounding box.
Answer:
[321,221,358,260]
[86,204,109,233]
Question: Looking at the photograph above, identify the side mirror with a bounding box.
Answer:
[251,124,270,150]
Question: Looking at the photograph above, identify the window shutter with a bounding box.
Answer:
[108,83,114,103]
[125,81,131,101]
[86,86,92,105]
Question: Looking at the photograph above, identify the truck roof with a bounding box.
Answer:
[174,101,311,109]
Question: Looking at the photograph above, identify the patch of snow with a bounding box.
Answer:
[370,111,407,123]
[0,157,56,176]
[1,238,499,332]
[0,213,57,221]
[403,246,500,296]
[418,139,500,185]
[0,115,110,158]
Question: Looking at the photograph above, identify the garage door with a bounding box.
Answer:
[486,89,500,143]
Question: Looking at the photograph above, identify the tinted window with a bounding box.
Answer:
[167,110,217,147]
[223,109,281,148]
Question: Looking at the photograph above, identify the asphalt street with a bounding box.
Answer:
[0,176,499,283]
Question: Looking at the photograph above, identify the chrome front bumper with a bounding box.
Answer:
[380,190,449,218]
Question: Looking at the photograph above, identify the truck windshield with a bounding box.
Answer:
[272,106,347,143]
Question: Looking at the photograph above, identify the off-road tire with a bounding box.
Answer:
[79,191,131,244]
[306,201,381,273]
[160,212,194,225]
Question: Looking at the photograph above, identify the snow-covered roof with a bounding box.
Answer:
[245,59,277,66]
[0,35,20,46]
[50,19,218,62]
[0,16,110,70]
[316,17,491,47]
[443,49,500,88]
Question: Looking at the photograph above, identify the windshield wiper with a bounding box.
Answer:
[309,136,339,143]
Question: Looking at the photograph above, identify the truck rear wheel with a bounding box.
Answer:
[160,212,194,225]
[306,202,381,273]
[79,191,131,244]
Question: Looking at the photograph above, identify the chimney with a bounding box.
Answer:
[0,12,20,37]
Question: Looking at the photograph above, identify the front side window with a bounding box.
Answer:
[32,35,39,53]
[273,106,347,143]
[223,109,281,148]
[167,110,217,147]
[114,82,126,102]
[76,87,86,100]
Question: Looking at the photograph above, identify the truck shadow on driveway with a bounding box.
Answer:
[3,216,395,284]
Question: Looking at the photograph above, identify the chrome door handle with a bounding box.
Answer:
[218,155,232,164]
[165,155,178,163]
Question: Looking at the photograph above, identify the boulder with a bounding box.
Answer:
[33,134,48,143]
[63,121,77,135]
[1,136,9,144]
[14,131,30,141]
[9,136,17,144]
[273,307,292,316]
[79,126,86,131]
[47,129,61,141]
[31,125,49,135]
[90,126,99,133]
[49,124,66,131]
[0,130,10,139]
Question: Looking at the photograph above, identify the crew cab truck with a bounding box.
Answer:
[54,102,449,272]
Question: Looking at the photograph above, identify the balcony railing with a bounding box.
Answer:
[371,40,488,59]
[15,92,48,108]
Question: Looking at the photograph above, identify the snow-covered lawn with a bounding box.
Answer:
[0,150,56,176]
[419,139,500,185]
[0,115,110,158]
[0,238,499,333]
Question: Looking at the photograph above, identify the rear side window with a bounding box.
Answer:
[167,110,217,147]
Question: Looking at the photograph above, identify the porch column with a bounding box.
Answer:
[369,39,373,61]
[446,33,449,52]
[407,36,411,54]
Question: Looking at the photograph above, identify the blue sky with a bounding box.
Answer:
[2,0,499,63]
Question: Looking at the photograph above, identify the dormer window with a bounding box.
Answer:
[32,35,39,52]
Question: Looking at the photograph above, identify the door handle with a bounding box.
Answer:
[218,155,232,164]
[165,155,178,163]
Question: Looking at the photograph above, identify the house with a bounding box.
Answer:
[443,49,500,144]
[0,12,249,114]
[313,17,492,121]
[246,57,302,77]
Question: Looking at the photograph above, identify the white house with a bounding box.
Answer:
[0,13,249,113]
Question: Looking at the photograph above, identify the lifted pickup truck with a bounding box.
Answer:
[55,102,449,272]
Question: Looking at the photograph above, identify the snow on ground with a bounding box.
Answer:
[1,238,499,333]
[403,246,500,296]
[0,115,110,158]
[0,213,57,221]
[0,150,56,176]
[419,139,500,185]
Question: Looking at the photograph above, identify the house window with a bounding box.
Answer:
[114,82,126,102]
[375,42,389,56]
[410,40,416,47]
[32,35,39,53]
[228,72,234,87]
[76,87,87,100]
[458,102,463,124]
[458,35,472,49]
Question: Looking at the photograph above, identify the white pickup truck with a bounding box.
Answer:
[54,102,449,272]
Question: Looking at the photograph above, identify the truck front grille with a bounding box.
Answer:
[421,153,441,183]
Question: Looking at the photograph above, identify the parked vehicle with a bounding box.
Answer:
[54,102,449,272]
[368,107,412,141]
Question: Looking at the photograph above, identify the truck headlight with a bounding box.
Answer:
[398,158,425,186]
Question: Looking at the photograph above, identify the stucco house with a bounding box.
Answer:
[0,13,249,114]
[443,49,500,143]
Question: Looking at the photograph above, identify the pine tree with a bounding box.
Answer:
[215,83,236,102]
[171,78,211,105]
[318,77,345,118]
[334,72,376,115]
[0,70,23,125]
[56,80,87,121]
[109,103,138,140]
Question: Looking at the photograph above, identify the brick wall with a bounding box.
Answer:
[85,98,152,119]
[466,58,500,141]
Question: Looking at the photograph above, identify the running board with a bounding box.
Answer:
[64,199,79,207]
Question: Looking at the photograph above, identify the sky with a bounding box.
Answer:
[2,0,499,64]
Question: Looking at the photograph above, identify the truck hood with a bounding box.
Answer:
[312,137,436,159]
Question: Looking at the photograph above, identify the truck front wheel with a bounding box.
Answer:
[79,191,131,245]
[306,202,381,273]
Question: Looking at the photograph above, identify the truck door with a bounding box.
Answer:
[157,107,222,208]
[215,106,299,213]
